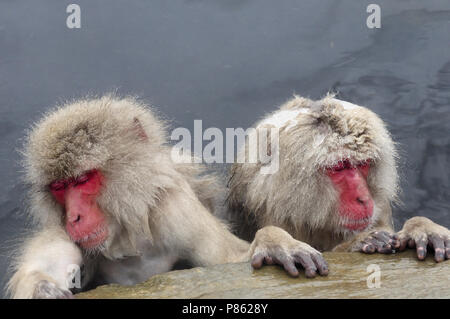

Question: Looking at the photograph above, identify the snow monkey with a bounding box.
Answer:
[227,94,449,265]
[7,95,329,299]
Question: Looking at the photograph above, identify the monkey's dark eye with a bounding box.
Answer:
[328,159,353,172]
[49,180,66,191]
[332,160,348,172]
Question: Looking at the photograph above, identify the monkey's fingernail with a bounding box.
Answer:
[251,255,264,268]
[434,249,444,262]
[319,266,329,276]
[417,247,426,260]
[367,245,375,253]
[289,269,300,277]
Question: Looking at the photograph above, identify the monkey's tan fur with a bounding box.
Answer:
[228,94,450,257]
[23,95,223,254]
[227,94,400,250]
[8,94,324,298]
[8,95,235,297]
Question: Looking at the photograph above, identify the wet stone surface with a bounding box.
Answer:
[78,251,450,299]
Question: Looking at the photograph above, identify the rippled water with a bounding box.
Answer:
[0,1,449,297]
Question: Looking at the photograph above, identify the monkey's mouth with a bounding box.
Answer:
[342,217,371,231]
[74,226,108,249]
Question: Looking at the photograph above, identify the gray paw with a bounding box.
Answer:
[33,280,74,299]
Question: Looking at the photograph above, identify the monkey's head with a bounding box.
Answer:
[229,94,398,238]
[24,95,170,258]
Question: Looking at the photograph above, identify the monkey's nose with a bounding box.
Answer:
[68,214,81,225]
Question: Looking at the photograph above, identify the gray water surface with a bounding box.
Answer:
[0,1,449,297]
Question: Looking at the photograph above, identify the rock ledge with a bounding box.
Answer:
[78,251,449,299]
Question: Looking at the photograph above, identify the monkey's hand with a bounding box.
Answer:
[250,226,329,278]
[354,230,401,254]
[396,216,450,263]
[33,280,74,299]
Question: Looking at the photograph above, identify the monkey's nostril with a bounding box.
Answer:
[69,214,81,224]
[357,197,366,205]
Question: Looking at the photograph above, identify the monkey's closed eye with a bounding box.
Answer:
[74,171,95,186]
[329,159,351,172]
[49,180,67,191]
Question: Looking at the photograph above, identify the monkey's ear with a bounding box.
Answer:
[132,117,148,141]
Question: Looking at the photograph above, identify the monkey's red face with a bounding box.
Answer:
[49,170,109,250]
[326,160,374,231]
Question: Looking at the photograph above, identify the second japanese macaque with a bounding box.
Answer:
[7,95,328,299]
[226,94,449,263]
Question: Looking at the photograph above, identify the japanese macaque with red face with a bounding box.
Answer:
[7,95,329,298]
[227,94,449,264]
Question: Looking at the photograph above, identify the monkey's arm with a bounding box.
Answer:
[7,227,84,299]
[397,216,449,262]
[159,186,328,277]
[157,186,250,265]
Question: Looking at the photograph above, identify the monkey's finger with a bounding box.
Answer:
[371,231,400,250]
[359,241,376,253]
[397,231,410,251]
[34,281,74,299]
[371,231,391,243]
[398,236,410,251]
[363,243,376,253]
[251,253,265,269]
[275,255,299,277]
[408,238,416,248]
[444,238,450,259]
[415,237,428,260]
[62,290,75,299]
[293,253,317,278]
[376,244,394,254]
[365,237,392,253]
[310,253,329,276]
[390,234,401,249]
[264,256,274,265]
[429,235,445,263]
[50,289,73,299]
